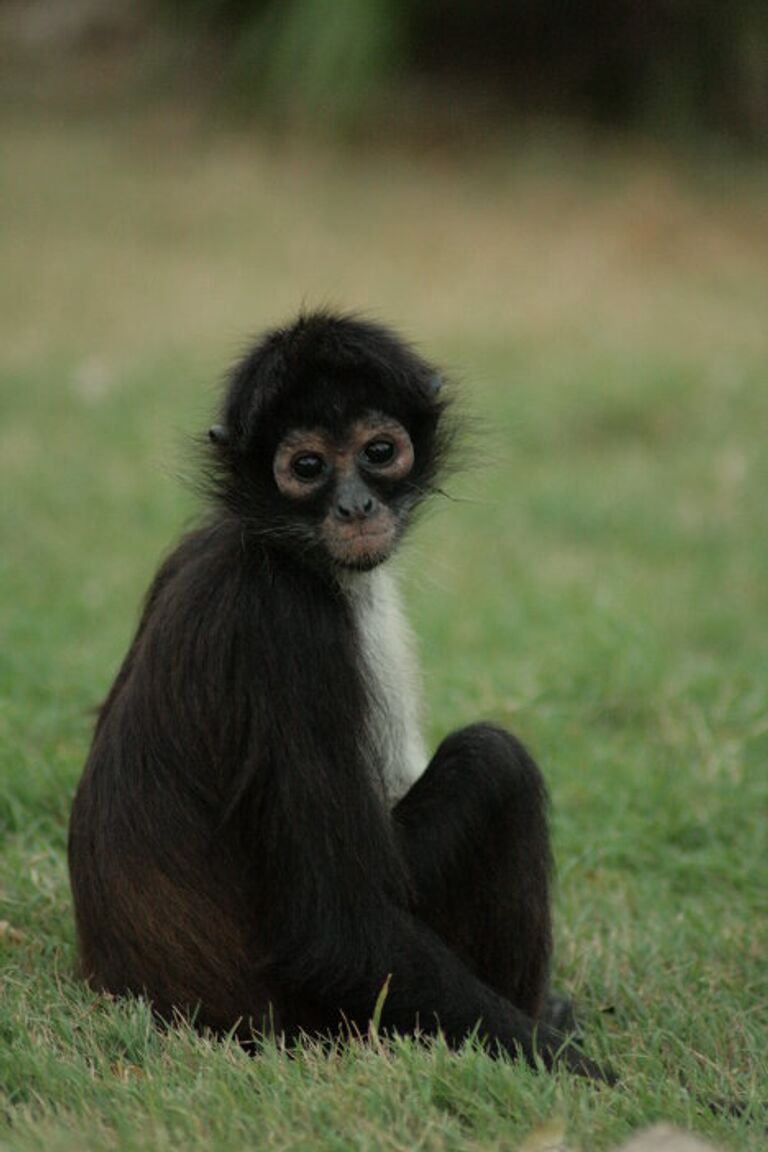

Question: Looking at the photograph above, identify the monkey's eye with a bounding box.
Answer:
[362,439,396,466]
[291,454,327,482]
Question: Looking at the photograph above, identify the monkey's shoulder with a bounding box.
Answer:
[126,521,346,688]
[94,524,281,755]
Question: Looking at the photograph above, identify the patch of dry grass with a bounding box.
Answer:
[1,108,766,371]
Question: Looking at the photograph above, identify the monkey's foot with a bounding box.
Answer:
[541,992,580,1038]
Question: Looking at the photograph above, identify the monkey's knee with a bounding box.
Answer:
[435,722,548,814]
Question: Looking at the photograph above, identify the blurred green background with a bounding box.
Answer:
[1,4,767,1152]
[4,0,768,141]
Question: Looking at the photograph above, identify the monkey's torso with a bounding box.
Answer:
[69,521,423,1030]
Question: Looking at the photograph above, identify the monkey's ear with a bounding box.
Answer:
[208,424,230,446]
[428,373,443,395]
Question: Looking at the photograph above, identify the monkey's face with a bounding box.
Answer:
[272,413,415,570]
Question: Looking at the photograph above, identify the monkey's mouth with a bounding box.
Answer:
[323,521,397,569]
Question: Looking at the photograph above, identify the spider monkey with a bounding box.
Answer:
[68,311,606,1078]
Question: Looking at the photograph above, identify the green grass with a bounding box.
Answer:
[1,105,767,1150]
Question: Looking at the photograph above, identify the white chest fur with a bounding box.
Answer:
[342,566,428,806]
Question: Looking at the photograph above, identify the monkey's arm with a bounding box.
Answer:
[255,758,600,1077]
[237,577,601,1076]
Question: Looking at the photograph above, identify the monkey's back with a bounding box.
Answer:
[68,522,286,1034]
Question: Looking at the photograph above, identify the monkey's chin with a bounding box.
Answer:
[325,527,396,571]
[332,541,394,571]
[336,551,391,572]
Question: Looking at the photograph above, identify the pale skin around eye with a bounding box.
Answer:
[272,416,414,502]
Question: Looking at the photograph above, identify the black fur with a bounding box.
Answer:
[69,311,606,1078]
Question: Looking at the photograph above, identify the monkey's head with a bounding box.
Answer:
[206,311,453,571]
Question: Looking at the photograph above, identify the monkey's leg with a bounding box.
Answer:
[393,723,552,1019]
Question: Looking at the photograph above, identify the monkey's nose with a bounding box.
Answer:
[336,495,376,520]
